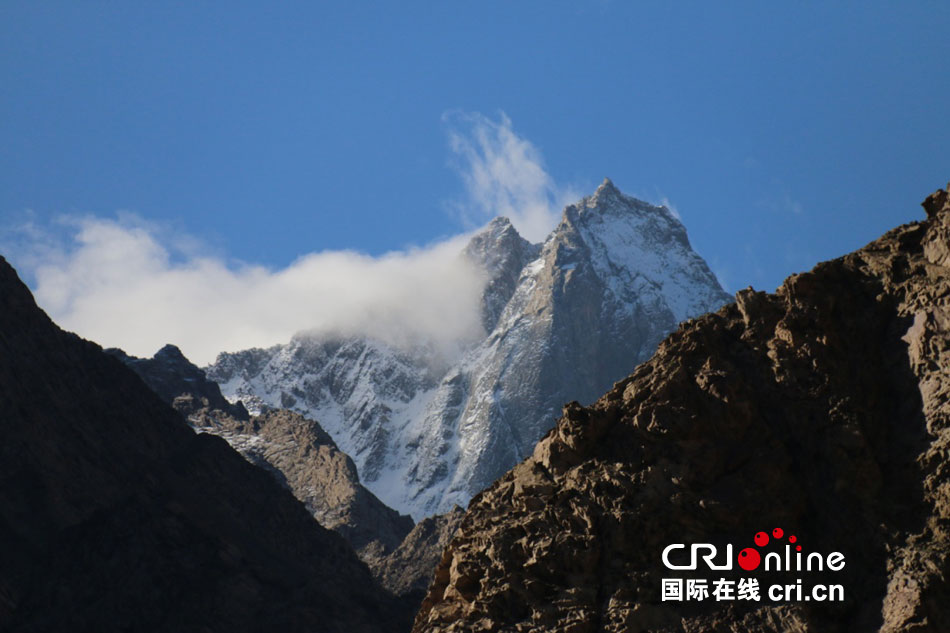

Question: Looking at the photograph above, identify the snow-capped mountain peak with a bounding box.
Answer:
[209,182,730,518]
[556,179,725,324]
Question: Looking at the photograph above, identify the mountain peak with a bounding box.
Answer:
[549,178,727,326]
[564,178,685,231]
[587,177,624,207]
[109,344,250,421]
[558,179,654,230]
[210,182,730,518]
[464,217,529,261]
[464,216,541,332]
[595,176,619,195]
[475,216,525,244]
[155,343,187,361]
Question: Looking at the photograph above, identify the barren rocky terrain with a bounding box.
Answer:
[414,187,950,632]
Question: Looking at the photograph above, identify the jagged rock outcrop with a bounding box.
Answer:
[191,407,415,560]
[106,344,250,420]
[462,217,541,332]
[376,507,466,602]
[114,346,414,561]
[0,256,410,632]
[209,180,730,518]
[114,345,456,605]
[413,186,950,632]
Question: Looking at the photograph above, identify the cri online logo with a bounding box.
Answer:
[662,527,846,573]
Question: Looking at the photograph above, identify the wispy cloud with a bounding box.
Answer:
[659,196,682,220]
[443,111,576,242]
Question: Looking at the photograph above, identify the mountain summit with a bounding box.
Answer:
[208,182,730,517]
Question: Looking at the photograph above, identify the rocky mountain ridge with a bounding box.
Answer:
[115,344,461,602]
[112,344,414,560]
[412,185,950,632]
[376,507,467,604]
[107,343,251,420]
[0,256,411,632]
[208,179,730,518]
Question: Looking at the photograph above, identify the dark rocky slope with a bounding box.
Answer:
[111,345,414,562]
[107,343,251,420]
[376,507,466,603]
[112,345,459,603]
[0,257,410,632]
[189,406,416,562]
[413,187,950,632]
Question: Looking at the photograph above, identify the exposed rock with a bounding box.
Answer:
[115,344,458,612]
[376,507,466,601]
[115,346,414,561]
[106,343,250,420]
[413,186,950,632]
[0,256,411,632]
[462,216,541,332]
[194,407,415,560]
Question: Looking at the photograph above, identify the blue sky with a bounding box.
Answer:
[2,2,949,361]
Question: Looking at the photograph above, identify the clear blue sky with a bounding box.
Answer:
[2,1,949,293]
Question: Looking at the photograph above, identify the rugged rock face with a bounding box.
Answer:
[0,256,410,632]
[115,346,414,561]
[209,180,729,518]
[413,187,950,632]
[376,507,466,602]
[191,407,415,560]
[462,216,541,332]
[114,345,456,604]
[106,343,250,420]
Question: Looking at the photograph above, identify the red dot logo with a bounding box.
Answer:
[789,535,797,544]
[772,527,784,539]
[754,531,769,547]
[796,545,802,551]
[738,547,761,571]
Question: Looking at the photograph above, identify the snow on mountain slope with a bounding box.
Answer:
[211,337,439,486]
[207,179,731,518]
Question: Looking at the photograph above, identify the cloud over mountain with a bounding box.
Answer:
[443,111,577,242]
[24,215,485,365]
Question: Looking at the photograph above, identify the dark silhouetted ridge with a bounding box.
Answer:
[0,256,410,632]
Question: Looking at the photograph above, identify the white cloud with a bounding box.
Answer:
[443,111,576,242]
[24,215,486,366]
